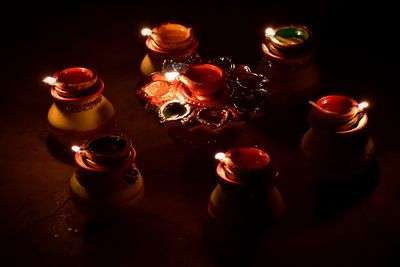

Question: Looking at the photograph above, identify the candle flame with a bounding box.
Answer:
[358,102,369,110]
[43,76,57,85]
[164,71,180,82]
[71,145,81,153]
[265,27,275,37]
[215,152,226,161]
[141,28,152,37]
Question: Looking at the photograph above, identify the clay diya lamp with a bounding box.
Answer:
[301,95,374,181]
[309,95,368,132]
[52,67,98,97]
[265,25,312,56]
[215,147,276,187]
[179,63,225,99]
[209,147,284,227]
[70,133,144,220]
[150,22,194,51]
[257,24,320,107]
[44,67,115,147]
[80,134,133,168]
[140,22,199,76]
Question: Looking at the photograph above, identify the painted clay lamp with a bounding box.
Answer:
[301,95,375,182]
[140,22,199,76]
[256,24,320,107]
[70,133,144,220]
[44,67,115,147]
[209,148,284,228]
[179,63,224,98]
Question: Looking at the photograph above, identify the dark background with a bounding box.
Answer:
[1,1,399,266]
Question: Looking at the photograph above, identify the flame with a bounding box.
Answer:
[265,27,275,37]
[215,152,226,161]
[141,28,152,37]
[358,102,369,110]
[43,76,57,85]
[71,145,81,153]
[164,71,180,82]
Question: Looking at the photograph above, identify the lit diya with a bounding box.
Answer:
[309,95,369,132]
[70,133,144,219]
[266,25,311,51]
[44,67,115,147]
[140,22,199,76]
[75,133,134,170]
[149,23,194,51]
[209,148,284,227]
[301,95,374,181]
[257,24,320,108]
[179,63,225,97]
[215,147,276,186]
[45,67,99,98]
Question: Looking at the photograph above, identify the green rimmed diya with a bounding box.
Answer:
[269,25,312,51]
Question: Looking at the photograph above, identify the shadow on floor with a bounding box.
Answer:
[46,135,75,165]
[250,105,310,147]
[315,160,380,219]
[202,218,275,267]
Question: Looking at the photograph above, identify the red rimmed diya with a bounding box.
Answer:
[45,67,115,147]
[301,95,375,182]
[176,63,228,107]
[309,95,368,133]
[53,67,98,97]
[70,133,144,221]
[209,147,284,228]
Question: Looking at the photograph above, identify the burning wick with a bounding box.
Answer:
[43,76,57,86]
[71,145,81,153]
[215,152,226,161]
[164,71,180,82]
[265,27,275,37]
[141,28,152,37]
[358,101,369,110]
[215,152,233,166]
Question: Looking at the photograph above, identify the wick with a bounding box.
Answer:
[141,28,153,37]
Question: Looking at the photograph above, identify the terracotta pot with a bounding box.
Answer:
[140,22,200,76]
[301,95,375,182]
[208,148,284,228]
[70,133,144,221]
[179,64,224,97]
[46,67,115,147]
[151,22,193,50]
[256,24,320,108]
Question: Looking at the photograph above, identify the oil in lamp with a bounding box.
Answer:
[301,95,375,182]
[209,148,284,228]
[256,24,320,108]
[140,22,200,77]
[69,133,144,220]
[44,67,116,148]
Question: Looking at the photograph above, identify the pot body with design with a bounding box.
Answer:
[46,67,115,147]
[70,134,144,220]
